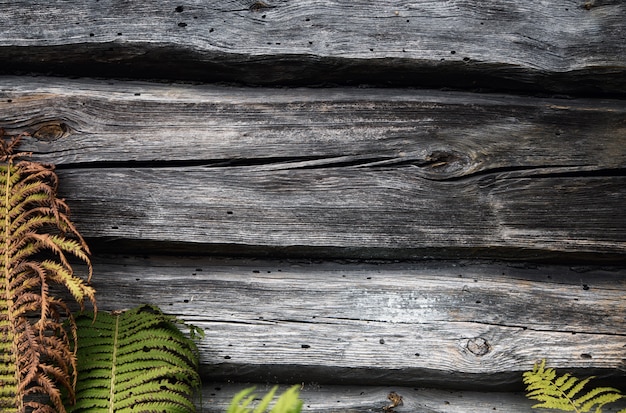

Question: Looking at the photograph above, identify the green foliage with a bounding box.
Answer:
[226,385,303,413]
[68,305,202,413]
[523,359,626,413]
[1,130,95,413]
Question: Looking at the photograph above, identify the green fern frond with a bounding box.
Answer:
[226,385,303,413]
[69,305,202,413]
[523,359,625,412]
[1,129,95,412]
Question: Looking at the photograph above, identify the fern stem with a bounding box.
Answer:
[108,313,120,413]
[2,158,22,412]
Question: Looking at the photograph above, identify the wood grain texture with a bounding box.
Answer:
[1,77,624,259]
[199,382,626,412]
[0,1,625,94]
[85,255,626,390]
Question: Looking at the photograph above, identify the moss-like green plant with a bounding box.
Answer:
[226,385,303,413]
[68,304,202,412]
[523,359,626,412]
[0,129,95,412]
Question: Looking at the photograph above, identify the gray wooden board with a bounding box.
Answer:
[199,382,626,412]
[0,1,625,94]
[1,77,624,259]
[82,255,626,390]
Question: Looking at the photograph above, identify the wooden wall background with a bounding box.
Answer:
[1,1,625,412]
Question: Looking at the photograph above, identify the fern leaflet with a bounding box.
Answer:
[523,359,625,412]
[226,386,303,413]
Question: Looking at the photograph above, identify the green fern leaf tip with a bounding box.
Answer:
[523,359,624,412]
[226,385,303,413]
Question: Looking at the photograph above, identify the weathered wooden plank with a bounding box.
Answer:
[84,256,626,390]
[1,77,625,169]
[1,77,624,258]
[199,382,626,412]
[0,1,625,94]
[53,167,626,259]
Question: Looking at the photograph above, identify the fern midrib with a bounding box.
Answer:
[556,383,580,413]
[109,313,120,413]
[2,160,22,411]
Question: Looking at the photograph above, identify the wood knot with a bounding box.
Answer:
[466,337,490,356]
[249,1,272,11]
[33,122,69,141]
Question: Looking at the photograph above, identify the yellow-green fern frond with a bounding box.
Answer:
[1,129,95,412]
[69,305,202,413]
[523,359,625,412]
[226,386,303,413]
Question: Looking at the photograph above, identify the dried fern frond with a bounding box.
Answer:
[523,359,625,412]
[1,129,96,413]
[69,305,202,413]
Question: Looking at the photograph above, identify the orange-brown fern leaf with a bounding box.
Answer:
[1,129,95,412]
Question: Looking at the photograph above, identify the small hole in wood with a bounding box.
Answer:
[175,5,184,12]
[209,28,214,32]
[581,353,592,359]
[450,50,456,54]
[582,284,590,290]
[224,355,231,359]
[178,22,187,27]
[301,344,310,349]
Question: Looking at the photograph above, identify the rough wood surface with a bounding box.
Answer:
[0,1,625,95]
[84,255,626,390]
[1,76,624,259]
[199,382,626,412]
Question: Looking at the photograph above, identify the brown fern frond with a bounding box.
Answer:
[1,129,96,412]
